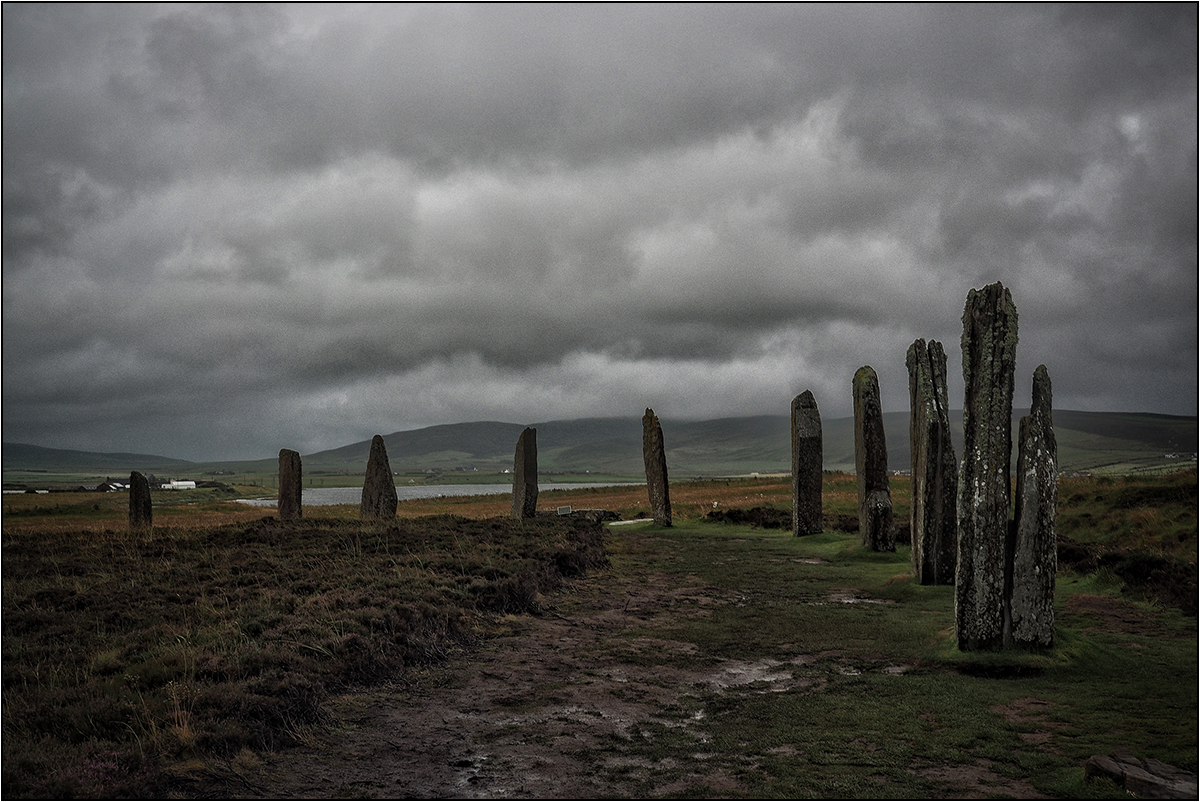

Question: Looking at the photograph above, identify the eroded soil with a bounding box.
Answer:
[219,570,730,798]
[1061,592,1189,638]
[206,562,1052,799]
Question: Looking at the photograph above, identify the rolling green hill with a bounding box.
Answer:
[218,410,1192,477]
[4,410,1196,483]
[1,443,195,477]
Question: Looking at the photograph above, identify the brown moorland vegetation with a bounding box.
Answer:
[2,471,1195,798]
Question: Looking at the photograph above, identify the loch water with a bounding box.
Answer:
[237,482,639,507]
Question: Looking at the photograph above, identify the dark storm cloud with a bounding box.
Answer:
[3,4,1195,460]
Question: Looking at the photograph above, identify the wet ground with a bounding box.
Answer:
[213,563,1049,799]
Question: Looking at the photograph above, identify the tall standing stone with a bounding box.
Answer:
[791,391,823,536]
[510,427,538,519]
[1009,365,1057,649]
[360,435,398,520]
[906,339,958,584]
[955,282,1018,651]
[278,449,303,520]
[853,366,895,551]
[128,470,152,530]
[642,408,672,527]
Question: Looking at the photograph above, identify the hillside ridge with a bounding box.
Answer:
[5,410,1195,477]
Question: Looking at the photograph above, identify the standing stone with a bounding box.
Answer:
[791,391,823,536]
[853,366,895,551]
[1009,365,1057,648]
[906,339,958,584]
[955,282,1018,651]
[360,435,398,520]
[510,427,538,519]
[278,449,303,520]
[128,470,152,530]
[642,408,672,527]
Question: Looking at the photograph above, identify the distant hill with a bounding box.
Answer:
[4,411,1196,478]
[1,443,195,475]
[301,410,1198,477]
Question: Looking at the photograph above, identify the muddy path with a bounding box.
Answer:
[223,564,738,798]
[213,553,1049,799]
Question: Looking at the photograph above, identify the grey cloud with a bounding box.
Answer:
[3,5,1195,460]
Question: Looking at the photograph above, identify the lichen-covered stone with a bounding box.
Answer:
[360,435,398,520]
[1009,364,1057,648]
[642,408,672,527]
[853,366,894,551]
[510,427,538,519]
[955,282,1018,651]
[128,470,152,530]
[791,391,823,536]
[278,448,303,520]
[906,339,958,584]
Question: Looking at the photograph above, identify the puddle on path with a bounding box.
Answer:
[701,656,820,693]
[819,590,897,605]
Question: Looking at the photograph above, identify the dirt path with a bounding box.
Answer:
[218,559,1047,799]
[221,564,733,798]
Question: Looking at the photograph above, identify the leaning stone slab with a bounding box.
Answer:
[360,435,398,520]
[853,366,894,551]
[510,427,538,519]
[128,470,152,530]
[955,282,1018,651]
[278,448,303,520]
[1009,365,1057,648]
[791,391,823,536]
[906,339,957,584]
[642,408,672,527]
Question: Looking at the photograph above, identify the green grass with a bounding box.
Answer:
[573,519,1196,798]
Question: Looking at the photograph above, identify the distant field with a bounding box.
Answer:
[2,467,640,492]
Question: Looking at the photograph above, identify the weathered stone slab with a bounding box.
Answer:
[1085,753,1198,800]
[278,448,303,520]
[853,366,894,551]
[360,435,398,520]
[1009,365,1057,648]
[642,408,672,527]
[128,470,152,530]
[906,339,958,584]
[510,427,538,519]
[955,282,1018,651]
[791,390,823,536]
[1083,754,1126,785]
[1144,758,1200,792]
[1123,764,1180,799]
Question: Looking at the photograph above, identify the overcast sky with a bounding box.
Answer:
[3,4,1197,461]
